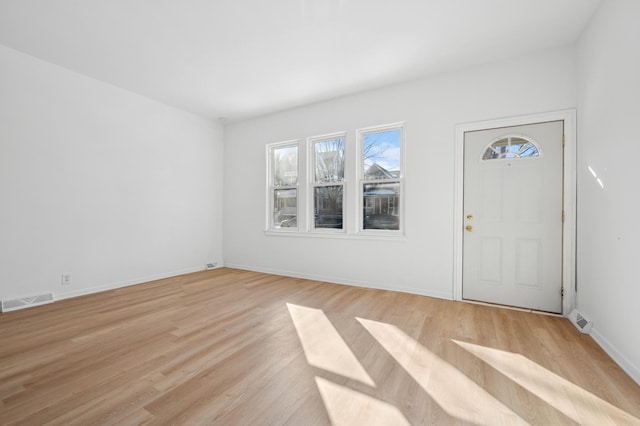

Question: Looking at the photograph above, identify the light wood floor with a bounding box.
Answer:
[1,268,639,425]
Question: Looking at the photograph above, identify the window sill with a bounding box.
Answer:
[264,230,407,242]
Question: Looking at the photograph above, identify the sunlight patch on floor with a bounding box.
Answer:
[357,317,528,425]
[287,303,375,386]
[453,340,640,425]
[315,377,409,426]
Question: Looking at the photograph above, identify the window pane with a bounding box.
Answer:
[363,129,401,180]
[482,136,540,160]
[273,188,297,228]
[273,145,298,186]
[314,138,345,183]
[363,182,399,230]
[314,186,343,229]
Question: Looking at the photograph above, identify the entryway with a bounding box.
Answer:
[453,111,577,315]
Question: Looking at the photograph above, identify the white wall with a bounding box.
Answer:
[223,46,577,299]
[576,0,640,383]
[0,45,224,301]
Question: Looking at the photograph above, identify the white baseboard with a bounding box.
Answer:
[223,262,453,301]
[590,327,640,386]
[55,265,206,301]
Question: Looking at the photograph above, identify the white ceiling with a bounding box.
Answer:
[0,0,601,122]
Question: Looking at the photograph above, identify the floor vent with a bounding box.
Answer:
[1,293,54,313]
[568,309,593,334]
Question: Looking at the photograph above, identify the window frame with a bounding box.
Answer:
[266,140,300,232]
[307,132,347,234]
[357,122,405,235]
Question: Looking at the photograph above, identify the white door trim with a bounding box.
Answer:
[453,109,577,315]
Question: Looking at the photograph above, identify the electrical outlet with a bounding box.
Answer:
[61,273,72,286]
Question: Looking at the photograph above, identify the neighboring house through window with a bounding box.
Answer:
[358,123,404,232]
[309,133,346,232]
[268,141,299,230]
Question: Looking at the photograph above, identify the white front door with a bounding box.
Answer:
[463,121,563,313]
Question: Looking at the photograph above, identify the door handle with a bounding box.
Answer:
[465,225,473,232]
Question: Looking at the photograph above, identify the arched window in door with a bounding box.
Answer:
[481,135,541,160]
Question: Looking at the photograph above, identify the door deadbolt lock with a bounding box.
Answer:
[466,214,473,220]
[465,225,473,232]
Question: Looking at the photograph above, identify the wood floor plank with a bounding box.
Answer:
[1,268,639,425]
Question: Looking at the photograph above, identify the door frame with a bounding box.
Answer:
[453,109,576,315]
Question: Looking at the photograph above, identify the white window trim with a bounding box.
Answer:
[307,132,347,234]
[266,140,300,232]
[356,122,405,235]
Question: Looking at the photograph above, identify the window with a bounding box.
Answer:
[309,133,345,231]
[266,123,406,237]
[482,135,540,160]
[358,124,403,232]
[268,142,299,230]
